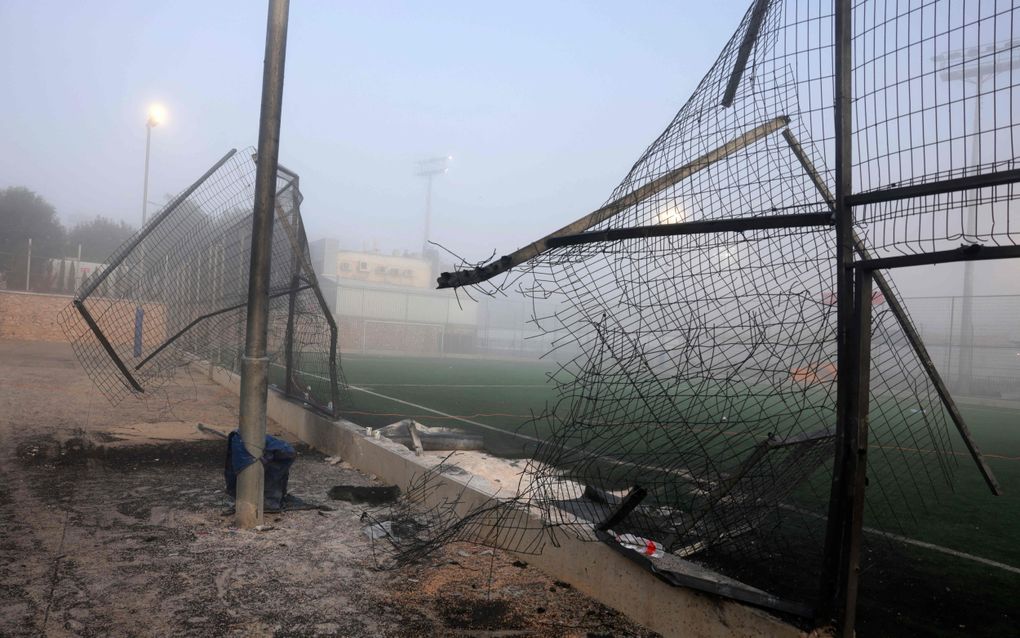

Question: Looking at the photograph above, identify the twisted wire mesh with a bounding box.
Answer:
[58,148,343,414]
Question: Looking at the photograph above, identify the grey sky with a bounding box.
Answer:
[0,0,748,259]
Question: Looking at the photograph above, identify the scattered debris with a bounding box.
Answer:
[196,423,228,439]
[364,521,393,540]
[611,532,664,559]
[408,419,424,456]
[376,419,484,452]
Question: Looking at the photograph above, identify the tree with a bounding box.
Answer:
[67,216,137,262]
[0,187,65,289]
[0,187,65,257]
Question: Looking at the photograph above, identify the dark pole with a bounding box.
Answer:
[834,268,874,635]
[818,0,859,629]
[236,0,290,529]
[424,172,433,251]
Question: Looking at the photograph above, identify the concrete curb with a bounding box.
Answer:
[204,363,802,638]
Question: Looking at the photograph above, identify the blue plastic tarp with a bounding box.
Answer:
[224,431,296,512]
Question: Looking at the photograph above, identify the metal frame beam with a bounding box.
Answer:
[73,299,144,393]
[855,244,1020,270]
[721,0,771,107]
[437,115,791,289]
[135,284,311,370]
[846,168,1020,206]
[543,212,833,248]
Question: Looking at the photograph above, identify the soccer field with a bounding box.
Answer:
[330,352,1019,635]
[332,354,1019,548]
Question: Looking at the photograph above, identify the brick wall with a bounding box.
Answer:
[0,291,168,348]
[0,290,72,342]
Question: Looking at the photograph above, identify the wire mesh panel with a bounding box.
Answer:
[58,148,343,415]
[852,1,1020,256]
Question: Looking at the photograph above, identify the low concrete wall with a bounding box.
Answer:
[205,364,801,638]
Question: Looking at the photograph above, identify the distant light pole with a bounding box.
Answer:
[416,155,452,253]
[134,104,166,360]
[934,40,1019,394]
[142,104,167,226]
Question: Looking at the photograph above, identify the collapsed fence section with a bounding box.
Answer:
[59,148,343,416]
[414,0,1016,629]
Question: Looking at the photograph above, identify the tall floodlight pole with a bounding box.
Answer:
[416,155,452,252]
[236,0,290,529]
[934,41,1020,394]
[141,104,167,226]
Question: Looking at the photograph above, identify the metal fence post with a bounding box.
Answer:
[236,0,290,529]
[819,0,863,631]
[834,268,875,635]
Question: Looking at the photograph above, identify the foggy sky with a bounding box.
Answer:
[5,1,1019,297]
[0,1,747,260]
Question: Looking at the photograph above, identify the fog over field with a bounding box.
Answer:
[0,1,750,260]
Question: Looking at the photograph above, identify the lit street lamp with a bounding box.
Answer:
[142,104,167,226]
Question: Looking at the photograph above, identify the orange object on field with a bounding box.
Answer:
[790,362,837,385]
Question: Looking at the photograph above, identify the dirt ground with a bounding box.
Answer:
[0,340,658,638]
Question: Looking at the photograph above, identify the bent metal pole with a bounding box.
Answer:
[237,0,290,529]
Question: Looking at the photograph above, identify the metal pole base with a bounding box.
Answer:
[235,462,264,528]
[236,354,269,528]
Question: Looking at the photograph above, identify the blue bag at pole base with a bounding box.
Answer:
[224,431,296,512]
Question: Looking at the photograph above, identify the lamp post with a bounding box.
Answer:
[142,104,167,226]
[132,104,166,359]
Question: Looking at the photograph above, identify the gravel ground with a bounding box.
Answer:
[0,340,658,637]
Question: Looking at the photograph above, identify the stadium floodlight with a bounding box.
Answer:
[933,40,1019,394]
[416,155,452,251]
[933,39,1020,81]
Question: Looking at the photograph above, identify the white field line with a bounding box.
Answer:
[781,504,1020,576]
[863,528,1020,575]
[277,363,1020,576]
[271,362,544,444]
